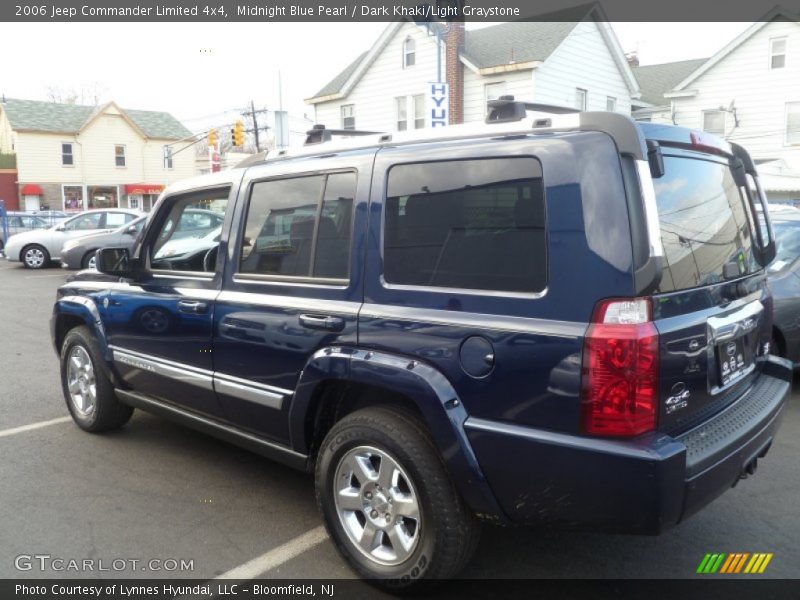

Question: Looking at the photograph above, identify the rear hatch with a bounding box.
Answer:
[646,133,771,435]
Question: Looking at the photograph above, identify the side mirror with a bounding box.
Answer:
[95,247,133,277]
[124,224,138,235]
[55,224,66,232]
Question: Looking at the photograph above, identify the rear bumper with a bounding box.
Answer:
[464,356,791,534]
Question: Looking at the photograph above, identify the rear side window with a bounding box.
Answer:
[239,172,355,280]
[655,155,755,292]
[384,158,546,293]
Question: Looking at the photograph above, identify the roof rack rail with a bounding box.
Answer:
[486,95,579,124]
[304,124,387,146]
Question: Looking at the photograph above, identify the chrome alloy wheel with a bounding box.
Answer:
[333,445,422,566]
[66,346,97,417]
[24,247,45,268]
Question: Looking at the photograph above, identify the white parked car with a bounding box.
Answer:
[4,209,141,269]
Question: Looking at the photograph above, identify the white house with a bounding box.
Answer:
[632,7,800,202]
[667,8,800,173]
[0,98,197,213]
[306,4,640,132]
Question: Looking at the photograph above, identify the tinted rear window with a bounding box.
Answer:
[384,158,546,293]
[655,155,755,292]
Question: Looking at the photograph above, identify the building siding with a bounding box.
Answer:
[463,69,534,123]
[15,113,194,185]
[532,20,632,114]
[670,20,800,171]
[314,22,440,132]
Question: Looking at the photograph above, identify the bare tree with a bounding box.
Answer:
[45,82,107,105]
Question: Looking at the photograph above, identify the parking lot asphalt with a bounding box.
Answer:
[0,259,798,583]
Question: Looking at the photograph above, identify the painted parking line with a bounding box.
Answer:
[0,416,72,439]
[215,525,330,579]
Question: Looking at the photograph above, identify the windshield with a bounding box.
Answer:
[654,154,756,292]
[769,220,800,272]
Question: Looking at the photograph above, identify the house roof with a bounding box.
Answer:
[671,6,799,94]
[312,52,368,100]
[0,98,192,139]
[632,58,708,106]
[307,3,639,103]
[461,5,596,69]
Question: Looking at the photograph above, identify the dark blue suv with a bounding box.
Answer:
[52,102,792,588]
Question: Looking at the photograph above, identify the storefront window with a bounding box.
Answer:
[63,185,84,212]
[88,186,119,209]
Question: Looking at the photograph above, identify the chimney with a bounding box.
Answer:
[626,51,640,68]
[444,22,465,125]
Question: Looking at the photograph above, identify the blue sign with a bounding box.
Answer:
[428,82,449,128]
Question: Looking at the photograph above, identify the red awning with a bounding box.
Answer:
[21,184,43,195]
[124,183,165,195]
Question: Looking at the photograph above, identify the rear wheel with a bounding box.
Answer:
[315,407,480,590]
[60,326,133,432]
[22,244,49,269]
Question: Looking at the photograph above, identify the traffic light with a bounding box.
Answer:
[208,128,218,147]
[232,120,245,147]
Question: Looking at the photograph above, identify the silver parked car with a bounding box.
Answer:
[0,212,50,255]
[4,209,141,269]
[60,215,148,270]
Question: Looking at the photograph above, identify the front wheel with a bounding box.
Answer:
[315,407,480,590]
[60,326,133,432]
[81,250,98,270]
[22,244,50,269]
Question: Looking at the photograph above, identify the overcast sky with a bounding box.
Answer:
[0,21,751,134]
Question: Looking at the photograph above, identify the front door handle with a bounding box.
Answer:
[299,314,345,332]
[178,299,209,314]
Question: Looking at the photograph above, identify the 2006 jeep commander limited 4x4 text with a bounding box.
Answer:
[52,98,791,589]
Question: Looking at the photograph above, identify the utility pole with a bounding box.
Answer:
[250,100,261,152]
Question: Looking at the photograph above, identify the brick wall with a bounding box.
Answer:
[0,170,19,211]
[444,23,465,125]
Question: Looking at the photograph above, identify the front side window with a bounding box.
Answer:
[150,190,229,273]
[384,158,546,293]
[575,88,587,111]
[239,172,355,280]
[703,110,726,136]
[341,105,355,130]
[770,37,787,69]
[61,143,73,166]
[115,145,126,167]
[786,102,800,145]
[396,97,408,131]
[403,37,415,68]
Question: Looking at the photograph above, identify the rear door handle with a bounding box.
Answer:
[177,299,209,314]
[299,314,345,332]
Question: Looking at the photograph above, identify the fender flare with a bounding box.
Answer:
[52,296,110,361]
[289,346,508,522]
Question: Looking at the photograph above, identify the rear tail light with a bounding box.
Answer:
[581,298,659,437]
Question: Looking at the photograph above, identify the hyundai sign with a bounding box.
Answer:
[428,82,449,127]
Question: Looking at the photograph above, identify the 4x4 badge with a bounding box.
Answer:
[666,382,690,414]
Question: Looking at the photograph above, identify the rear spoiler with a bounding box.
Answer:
[730,142,776,266]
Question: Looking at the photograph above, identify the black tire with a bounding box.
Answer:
[81,249,98,269]
[21,244,50,269]
[60,326,133,433]
[315,406,480,591]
